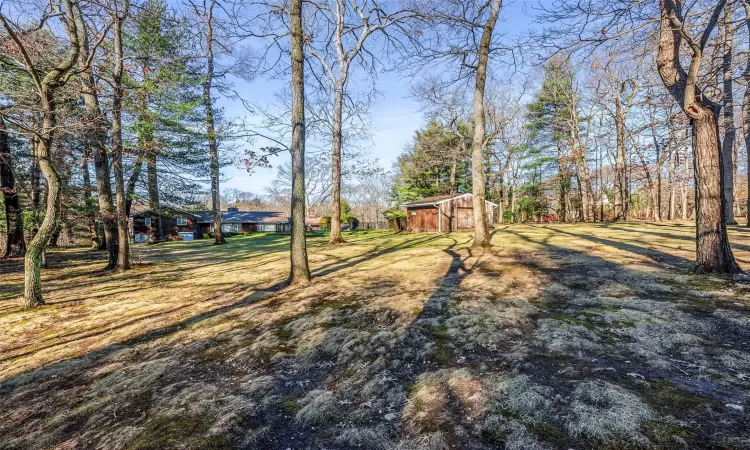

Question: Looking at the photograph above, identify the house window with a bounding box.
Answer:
[221,223,242,232]
[144,217,152,226]
[176,217,187,226]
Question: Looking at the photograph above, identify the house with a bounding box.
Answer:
[402,193,496,233]
[131,207,201,242]
[195,207,291,234]
[305,215,322,231]
[131,207,290,242]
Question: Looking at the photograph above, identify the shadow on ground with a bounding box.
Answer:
[1,224,749,449]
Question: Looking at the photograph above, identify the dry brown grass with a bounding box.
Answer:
[0,223,749,449]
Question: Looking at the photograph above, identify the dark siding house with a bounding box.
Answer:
[131,207,290,242]
[403,194,496,233]
[195,208,291,234]
[131,208,201,242]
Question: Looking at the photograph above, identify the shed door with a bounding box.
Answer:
[409,208,438,232]
[456,207,474,230]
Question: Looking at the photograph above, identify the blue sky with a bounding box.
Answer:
[217,0,536,197]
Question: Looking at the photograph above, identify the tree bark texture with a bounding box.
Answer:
[742,0,750,227]
[656,0,739,273]
[204,1,224,246]
[112,8,130,271]
[614,103,626,221]
[721,6,737,224]
[146,152,163,242]
[73,2,117,267]
[329,84,345,245]
[0,0,80,306]
[471,0,502,247]
[288,0,311,285]
[0,115,25,257]
[80,149,99,249]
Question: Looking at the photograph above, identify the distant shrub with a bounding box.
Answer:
[319,216,331,230]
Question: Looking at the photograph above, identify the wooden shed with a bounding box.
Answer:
[403,194,496,233]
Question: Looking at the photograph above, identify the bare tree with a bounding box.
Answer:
[469,0,502,246]
[110,0,131,271]
[0,0,83,306]
[541,0,740,272]
[72,1,118,268]
[409,0,514,244]
[742,0,750,227]
[304,0,411,245]
[188,0,225,245]
[656,0,739,273]
[721,3,737,224]
[288,0,310,285]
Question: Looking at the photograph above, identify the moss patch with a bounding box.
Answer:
[126,414,232,450]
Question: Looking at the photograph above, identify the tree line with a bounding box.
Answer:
[1,0,746,309]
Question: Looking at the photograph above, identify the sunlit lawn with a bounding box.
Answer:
[1,223,749,449]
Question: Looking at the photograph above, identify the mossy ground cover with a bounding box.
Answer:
[1,223,749,449]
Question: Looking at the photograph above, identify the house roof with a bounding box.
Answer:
[131,206,201,218]
[305,216,321,226]
[402,193,498,208]
[195,210,290,224]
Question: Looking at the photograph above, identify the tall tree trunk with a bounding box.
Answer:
[73,2,117,267]
[470,0,501,248]
[124,152,143,217]
[204,1,224,246]
[497,179,504,224]
[112,8,130,271]
[743,0,750,227]
[657,0,739,273]
[30,153,41,228]
[656,159,663,221]
[576,154,593,221]
[80,148,99,249]
[146,152,163,242]
[681,149,689,220]
[2,0,81,306]
[691,112,740,271]
[722,6,737,224]
[614,104,626,221]
[125,80,146,219]
[635,143,659,222]
[24,96,63,307]
[668,150,678,220]
[0,115,25,257]
[329,83,345,245]
[449,157,458,195]
[557,143,568,222]
[288,0,311,285]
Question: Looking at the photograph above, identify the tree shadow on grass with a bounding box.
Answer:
[3,227,750,449]
[537,224,695,269]
[0,235,484,449]
[606,223,750,254]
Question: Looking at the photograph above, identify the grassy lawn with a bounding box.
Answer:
[1,223,750,449]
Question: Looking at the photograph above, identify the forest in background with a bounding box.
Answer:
[1,0,749,307]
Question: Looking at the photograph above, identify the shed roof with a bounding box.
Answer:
[402,193,498,207]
